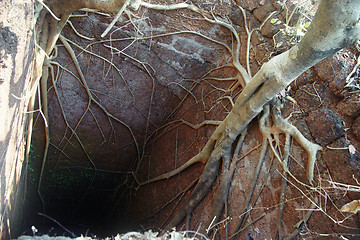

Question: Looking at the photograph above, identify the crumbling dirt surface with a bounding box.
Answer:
[0,0,34,239]
[19,0,360,239]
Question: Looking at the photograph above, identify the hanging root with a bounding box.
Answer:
[275,133,291,240]
[31,1,334,238]
[206,128,247,235]
[271,100,322,183]
[163,136,230,231]
[126,2,326,236]
[231,105,270,239]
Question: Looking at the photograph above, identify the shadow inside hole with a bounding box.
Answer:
[22,145,138,238]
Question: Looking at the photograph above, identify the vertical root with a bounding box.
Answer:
[231,106,270,238]
[163,134,234,231]
[276,134,291,239]
[272,102,322,182]
[206,128,247,235]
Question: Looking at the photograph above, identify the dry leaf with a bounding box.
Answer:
[340,200,360,214]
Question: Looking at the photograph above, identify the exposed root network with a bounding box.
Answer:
[29,0,360,238]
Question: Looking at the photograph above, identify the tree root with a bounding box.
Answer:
[157,95,322,236]
[283,198,318,240]
[271,100,322,183]
[139,120,221,186]
[231,106,270,239]
[163,137,227,231]
[206,128,247,234]
[275,134,291,240]
[128,2,328,236]
[31,1,360,238]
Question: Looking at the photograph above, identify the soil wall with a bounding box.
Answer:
[0,0,35,239]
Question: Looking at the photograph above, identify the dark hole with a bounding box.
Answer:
[19,135,137,238]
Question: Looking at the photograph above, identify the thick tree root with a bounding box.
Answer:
[163,136,232,231]
[231,105,270,239]
[271,101,322,183]
[206,128,247,234]
[161,97,322,236]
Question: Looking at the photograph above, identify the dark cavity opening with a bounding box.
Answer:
[19,126,144,238]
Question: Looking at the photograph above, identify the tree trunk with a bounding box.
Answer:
[164,0,360,230]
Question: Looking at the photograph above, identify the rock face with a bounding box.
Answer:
[0,0,34,239]
[306,109,344,146]
[44,14,222,172]
[315,48,358,97]
[337,94,360,118]
[29,1,232,235]
[47,8,231,169]
[353,116,360,139]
